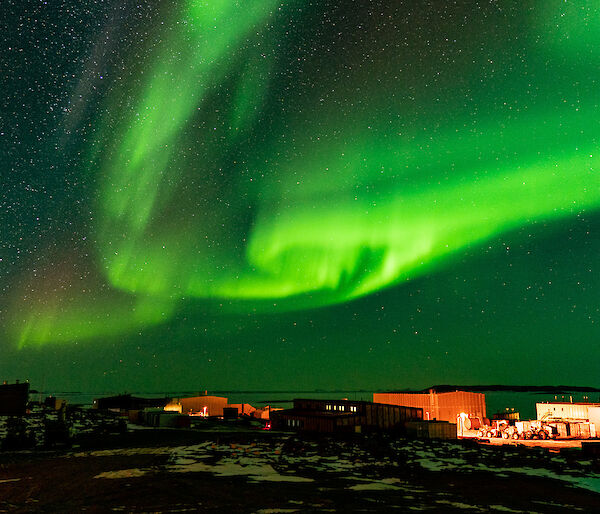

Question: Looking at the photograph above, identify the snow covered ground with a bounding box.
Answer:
[88,434,600,501]
[2,417,598,511]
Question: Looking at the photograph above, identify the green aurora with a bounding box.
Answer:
[6,0,600,378]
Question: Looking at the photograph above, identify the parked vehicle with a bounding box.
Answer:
[477,420,510,439]
[511,420,552,439]
[477,419,555,440]
[502,425,518,439]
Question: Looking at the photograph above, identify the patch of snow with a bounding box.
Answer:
[73,447,172,457]
[169,460,313,483]
[345,476,426,494]
[532,500,585,511]
[94,468,148,479]
[416,458,464,472]
[254,509,299,513]
[347,481,400,491]
[489,505,526,513]
[474,464,600,495]
[435,499,483,510]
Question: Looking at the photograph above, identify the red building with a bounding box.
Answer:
[374,389,486,423]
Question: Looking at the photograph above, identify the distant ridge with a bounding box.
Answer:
[393,385,600,394]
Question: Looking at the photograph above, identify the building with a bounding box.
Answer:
[253,405,282,420]
[227,403,256,417]
[0,381,30,415]
[177,395,228,416]
[93,394,170,411]
[143,409,191,428]
[589,407,600,434]
[164,400,183,413]
[536,402,600,421]
[374,389,486,423]
[44,396,67,411]
[271,398,422,433]
[405,420,457,440]
[492,408,520,421]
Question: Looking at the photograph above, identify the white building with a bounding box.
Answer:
[536,402,600,421]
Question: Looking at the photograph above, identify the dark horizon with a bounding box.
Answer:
[22,384,600,397]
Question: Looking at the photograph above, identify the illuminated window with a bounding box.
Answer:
[326,404,331,410]
[350,406,357,412]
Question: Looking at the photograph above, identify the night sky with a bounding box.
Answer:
[1,1,598,392]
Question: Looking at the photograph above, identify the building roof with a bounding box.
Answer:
[376,389,484,396]
[295,398,368,404]
[177,395,228,401]
[275,408,361,419]
[537,402,600,406]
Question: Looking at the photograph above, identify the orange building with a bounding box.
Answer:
[177,395,228,416]
[374,389,486,423]
[228,403,256,416]
[253,406,282,420]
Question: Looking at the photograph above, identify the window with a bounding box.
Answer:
[350,406,357,412]
[326,404,331,411]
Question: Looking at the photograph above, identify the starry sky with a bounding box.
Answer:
[1,1,599,392]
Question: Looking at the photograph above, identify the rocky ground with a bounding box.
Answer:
[1,423,599,513]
